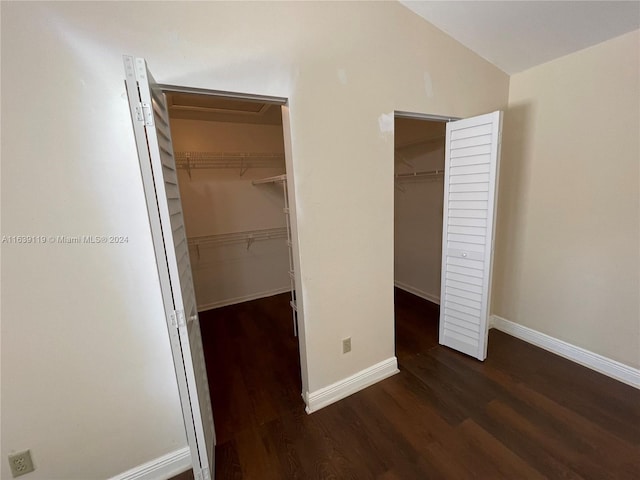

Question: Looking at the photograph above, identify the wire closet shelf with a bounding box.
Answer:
[175,151,285,177]
[188,227,288,258]
[394,169,444,180]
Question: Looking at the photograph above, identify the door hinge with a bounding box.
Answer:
[135,102,154,126]
[171,309,186,328]
[193,467,210,480]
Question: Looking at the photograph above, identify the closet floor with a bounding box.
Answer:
[199,292,303,446]
[174,289,640,480]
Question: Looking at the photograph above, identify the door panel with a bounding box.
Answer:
[439,111,502,361]
[124,55,215,480]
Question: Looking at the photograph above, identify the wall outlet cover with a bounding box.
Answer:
[8,450,35,478]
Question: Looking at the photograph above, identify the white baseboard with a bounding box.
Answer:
[109,447,191,480]
[394,281,440,305]
[305,357,399,413]
[491,315,640,389]
[197,286,291,312]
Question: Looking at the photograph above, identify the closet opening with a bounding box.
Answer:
[164,90,304,445]
[394,109,502,363]
[393,113,450,360]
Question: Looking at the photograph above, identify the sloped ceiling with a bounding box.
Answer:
[400,1,640,74]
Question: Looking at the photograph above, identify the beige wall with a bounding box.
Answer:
[494,30,640,368]
[1,1,508,478]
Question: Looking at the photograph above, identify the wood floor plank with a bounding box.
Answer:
[486,399,606,480]
[317,401,388,478]
[488,384,640,478]
[453,419,547,480]
[342,393,432,479]
[261,416,307,479]
[401,351,497,425]
[233,423,284,480]
[214,440,243,480]
[488,330,640,444]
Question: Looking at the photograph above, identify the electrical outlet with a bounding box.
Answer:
[8,450,35,477]
[342,337,351,354]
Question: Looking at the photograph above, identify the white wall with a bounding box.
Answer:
[1,5,189,479]
[493,30,640,368]
[394,133,445,302]
[1,2,508,478]
[170,119,290,310]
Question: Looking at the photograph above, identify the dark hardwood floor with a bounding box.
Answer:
[175,289,639,479]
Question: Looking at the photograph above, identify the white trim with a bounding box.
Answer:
[197,286,291,312]
[394,281,440,305]
[158,84,287,105]
[394,111,460,122]
[305,357,399,413]
[491,315,640,389]
[108,447,191,480]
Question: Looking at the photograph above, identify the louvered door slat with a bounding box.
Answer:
[450,122,493,140]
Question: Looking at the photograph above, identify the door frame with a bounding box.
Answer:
[395,111,460,123]
[158,83,309,397]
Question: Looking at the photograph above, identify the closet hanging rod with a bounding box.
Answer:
[252,174,287,185]
[176,152,285,162]
[395,169,444,179]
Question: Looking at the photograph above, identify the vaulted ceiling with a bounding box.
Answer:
[400,1,640,74]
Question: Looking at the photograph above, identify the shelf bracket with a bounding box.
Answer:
[398,154,414,170]
[185,153,192,180]
[240,156,249,176]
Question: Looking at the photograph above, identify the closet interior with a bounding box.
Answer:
[167,92,297,331]
[165,91,305,442]
[394,117,447,307]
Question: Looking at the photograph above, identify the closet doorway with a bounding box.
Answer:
[165,90,305,443]
[394,116,447,303]
[393,110,503,362]
[393,114,449,358]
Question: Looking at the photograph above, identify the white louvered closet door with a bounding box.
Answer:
[439,111,502,361]
[124,56,215,480]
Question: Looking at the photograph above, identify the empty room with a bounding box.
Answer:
[2,1,638,479]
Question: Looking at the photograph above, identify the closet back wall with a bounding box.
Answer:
[394,119,445,303]
[170,118,289,310]
[394,146,444,302]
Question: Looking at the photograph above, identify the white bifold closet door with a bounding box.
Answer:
[124,56,216,480]
[439,111,502,361]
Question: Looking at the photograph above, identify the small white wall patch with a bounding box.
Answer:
[337,68,348,85]
[378,112,394,134]
[424,72,434,98]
